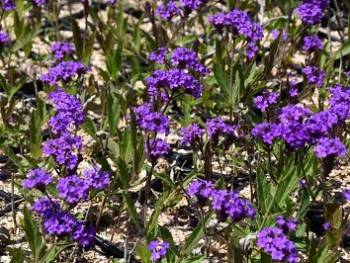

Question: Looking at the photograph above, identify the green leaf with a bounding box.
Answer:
[136,244,151,263]
[146,191,170,238]
[257,169,272,213]
[83,30,97,63]
[213,63,230,98]
[180,211,213,255]
[123,192,143,234]
[0,146,25,174]
[8,247,25,263]
[82,117,98,142]
[180,255,206,263]
[334,39,350,60]
[159,225,179,256]
[71,15,83,59]
[21,206,46,261]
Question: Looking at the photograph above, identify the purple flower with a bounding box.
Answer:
[328,85,350,121]
[179,0,208,11]
[51,42,75,61]
[305,110,338,138]
[187,180,214,198]
[43,211,76,236]
[0,32,10,46]
[279,105,312,123]
[342,189,350,202]
[276,215,298,234]
[155,1,181,20]
[271,30,288,41]
[323,222,331,230]
[72,222,95,247]
[205,117,236,137]
[32,197,61,218]
[314,137,347,158]
[302,66,326,87]
[83,166,110,190]
[146,69,203,99]
[289,88,298,97]
[56,175,89,205]
[251,122,280,145]
[179,123,204,146]
[257,227,299,263]
[40,61,90,86]
[2,0,16,11]
[302,36,323,52]
[32,0,47,5]
[22,168,53,190]
[210,189,256,222]
[254,91,279,112]
[295,1,328,25]
[170,47,209,75]
[149,47,168,64]
[147,240,170,261]
[134,103,169,134]
[146,138,170,159]
[43,134,83,170]
[246,42,259,58]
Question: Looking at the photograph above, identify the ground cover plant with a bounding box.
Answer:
[1,0,350,262]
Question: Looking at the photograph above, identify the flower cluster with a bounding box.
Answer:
[147,240,170,261]
[22,168,53,191]
[32,0,47,5]
[51,42,75,61]
[43,90,85,170]
[254,91,279,112]
[179,123,204,146]
[134,103,169,134]
[208,9,263,58]
[155,0,208,19]
[56,175,89,206]
[146,69,203,99]
[2,0,16,11]
[187,180,255,222]
[302,66,326,87]
[146,138,170,159]
[83,166,110,190]
[257,227,299,262]
[41,61,90,86]
[205,117,236,138]
[276,216,298,234]
[0,32,10,46]
[302,35,323,52]
[149,47,168,64]
[170,47,209,75]
[32,198,95,247]
[295,0,329,25]
[252,99,348,156]
[343,190,350,202]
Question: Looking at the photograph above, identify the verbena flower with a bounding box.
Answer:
[72,222,95,247]
[0,32,10,46]
[257,227,299,262]
[83,166,110,190]
[208,9,263,58]
[302,66,326,87]
[305,110,338,138]
[41,61,90,86]
[134,103,169,134]
[155,1,181,20]
[32,197,61,218]
[147,240,170,261]
[43,134,83,170]
[187,180,214,198]
[254,91,279,112]
[342,190,350,202]
[205,117,236,137]
[271,30,288,41]
[43,211,76,236]
[323,222,331,230]
[276,216,298,234]
[149,47,168,64]
[170,47,209,75]
[210,189,256,222]
[295,0,329,25]
[302,36,323,51]
[146,69,203,99]
[146,138,170,159]
[252,123,281,145]
[32,0,47,5]
[56,175,89,205]
[313,137,347,158]
[179,123,204,146]
[51,42,75,61]
[2,0,16,11]
[22,168,53,190]
[179,0,208,11]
